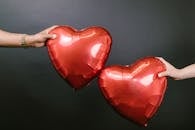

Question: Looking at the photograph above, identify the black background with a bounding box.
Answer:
[0,0,195,129]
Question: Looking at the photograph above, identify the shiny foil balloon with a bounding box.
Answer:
[98,57,167,126]
[47,26,112,89]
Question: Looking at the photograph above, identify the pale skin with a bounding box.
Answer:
[157,57,195,80]
[0,25,57,48]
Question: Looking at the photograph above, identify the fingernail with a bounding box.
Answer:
[52,34,57,39]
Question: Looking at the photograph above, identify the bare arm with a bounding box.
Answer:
[0,26,57,47]
[0,30,25,47]
[158,57,195,80]
[179,64,195,79]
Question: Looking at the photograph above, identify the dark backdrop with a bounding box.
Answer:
[0,0,195,130]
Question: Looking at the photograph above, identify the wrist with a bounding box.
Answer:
[25,35,34,46]
[20,34,33,47]
[20,34,27,46]
[174,69,184,80]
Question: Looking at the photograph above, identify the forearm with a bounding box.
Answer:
[0,29,31,47]
[178,64,195,80]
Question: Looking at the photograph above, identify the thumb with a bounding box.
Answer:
[158,71,167,77]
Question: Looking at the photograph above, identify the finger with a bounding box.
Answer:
[34,42,45,48]
[156,57,165,63]
[157,57,170,66]
[156,57,162,59]
[158,71,167,77]
[43,25,59,34]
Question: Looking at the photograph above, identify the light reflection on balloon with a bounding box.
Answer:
[90,43,102,58]
[139,74,154,86]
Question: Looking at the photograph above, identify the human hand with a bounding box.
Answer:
[157,57,182,80]
[25,25,57,47]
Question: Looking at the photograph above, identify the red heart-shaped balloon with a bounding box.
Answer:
[47,26,112,89]
[98,57,167,126]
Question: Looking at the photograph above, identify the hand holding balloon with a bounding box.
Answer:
[157,57,195,80]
